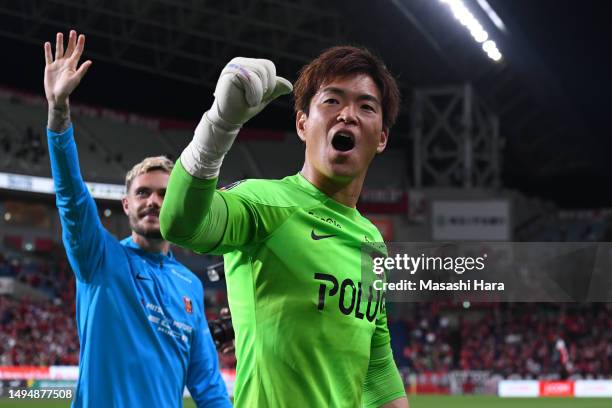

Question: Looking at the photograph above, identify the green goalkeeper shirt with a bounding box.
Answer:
[161,160,406,408]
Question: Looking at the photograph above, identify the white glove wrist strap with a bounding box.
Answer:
[179,109,241,180]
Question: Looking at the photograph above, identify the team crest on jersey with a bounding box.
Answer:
[219,180,245,191]
[183,296,193,314]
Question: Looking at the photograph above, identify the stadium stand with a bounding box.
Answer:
[0,296,78,366]
[0,91,410,189]
[1,87,610,397]
[0,239,231,369]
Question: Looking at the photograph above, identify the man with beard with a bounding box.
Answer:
[44,30,231,408]
[160,47,408,406]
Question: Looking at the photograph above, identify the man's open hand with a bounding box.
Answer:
[44,30,92,108]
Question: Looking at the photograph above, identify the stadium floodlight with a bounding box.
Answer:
[476,0,508,33]
[439,0,503,62]
[483,40,502,61]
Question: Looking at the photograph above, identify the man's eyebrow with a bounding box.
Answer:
[319,86,381,105]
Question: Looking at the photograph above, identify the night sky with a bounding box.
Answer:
[491,0,612,207]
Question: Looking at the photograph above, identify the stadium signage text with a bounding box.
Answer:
[498,380,612,398]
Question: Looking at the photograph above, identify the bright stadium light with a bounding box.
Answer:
[482,40,502,61]
[476,0,508,33]
[439,0,503,62]
[471,26,489,43]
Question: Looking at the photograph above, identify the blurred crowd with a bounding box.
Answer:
[0,250,74,303]
[0,296,78,366]
[2,248,609,378]
[0,247,235,368]
[395,302,612,379]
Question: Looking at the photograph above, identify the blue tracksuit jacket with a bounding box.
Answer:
[47,125,231,408]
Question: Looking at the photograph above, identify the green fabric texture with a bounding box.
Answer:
[160,159,227,253]
[363,344,407,408]
[160,160,406,407]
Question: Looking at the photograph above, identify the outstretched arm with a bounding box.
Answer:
[160,58,292,252]
[44,31,106,283]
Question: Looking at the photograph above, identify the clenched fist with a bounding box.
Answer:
[209,57,293,127]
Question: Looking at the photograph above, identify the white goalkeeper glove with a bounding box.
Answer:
[181,57,293,179]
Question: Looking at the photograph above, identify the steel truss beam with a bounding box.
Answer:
[0,0,346,87]
[411,84,501,188]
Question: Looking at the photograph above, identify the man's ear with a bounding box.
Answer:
[296,110,308,143]
[376,128,389,154]
[121,196,129,216]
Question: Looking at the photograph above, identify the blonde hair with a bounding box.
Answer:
[125,156,174,192]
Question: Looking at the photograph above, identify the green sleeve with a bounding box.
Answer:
[160,159,295,254]
[371,291,391,348]
[363,293,406,407]
[160,159,229,253]
[362,343,406,408]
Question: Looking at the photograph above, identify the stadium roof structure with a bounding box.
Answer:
[0,0,606,206]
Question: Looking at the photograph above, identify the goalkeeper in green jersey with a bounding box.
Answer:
[160,47,409,408]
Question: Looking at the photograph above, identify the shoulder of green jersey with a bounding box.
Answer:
[362,217,385,239]
[219,178,316,208]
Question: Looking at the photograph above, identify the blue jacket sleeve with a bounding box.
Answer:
[186,289,232,408]
[47,125,109,283]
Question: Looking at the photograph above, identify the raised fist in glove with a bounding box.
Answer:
[182,57,292,179]
[208,57,293,128]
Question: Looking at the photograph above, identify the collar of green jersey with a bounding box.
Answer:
[291,173,362,220]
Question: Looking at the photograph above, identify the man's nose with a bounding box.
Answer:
[337,104,358,125]
[147,192,163,207]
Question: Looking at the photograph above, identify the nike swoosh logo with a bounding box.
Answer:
[136,273,151,281]
[311,230,336,240]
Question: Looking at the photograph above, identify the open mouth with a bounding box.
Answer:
[331,131,355,152]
